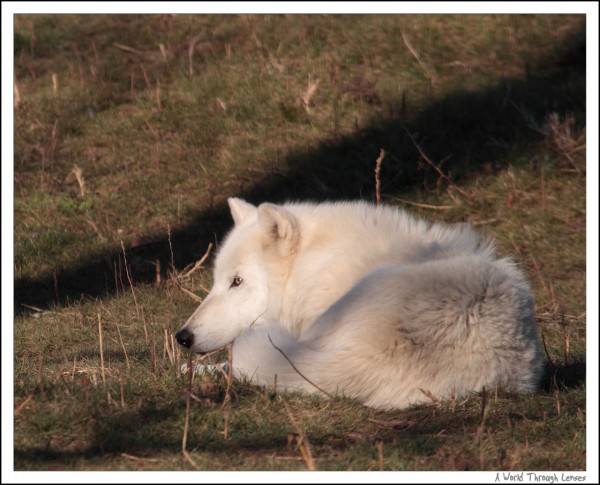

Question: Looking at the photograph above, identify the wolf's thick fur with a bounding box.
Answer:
[177,198,542,410]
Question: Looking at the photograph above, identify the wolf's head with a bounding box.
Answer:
[175,198,299,353]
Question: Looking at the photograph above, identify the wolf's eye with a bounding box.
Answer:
[230,275,243,288]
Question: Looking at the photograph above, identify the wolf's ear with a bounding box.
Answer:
[257,203,299,256]
[228,198,257,226]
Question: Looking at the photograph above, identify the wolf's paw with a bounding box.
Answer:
[180,361,230,376]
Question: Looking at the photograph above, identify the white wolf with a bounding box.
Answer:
[176,198,542,410]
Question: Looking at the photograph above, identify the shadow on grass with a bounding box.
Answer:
[541,360,587,393]
[11,396,465,469]
[13,361,586,470]
[14,29,585,314]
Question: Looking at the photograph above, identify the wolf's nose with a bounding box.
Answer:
[176,328,194,348]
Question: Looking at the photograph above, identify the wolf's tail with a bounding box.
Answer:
[232,325,331,396]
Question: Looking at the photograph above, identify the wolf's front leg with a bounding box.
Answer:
[180,361,230,377]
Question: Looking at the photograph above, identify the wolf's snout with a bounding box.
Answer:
[176,328,194,348]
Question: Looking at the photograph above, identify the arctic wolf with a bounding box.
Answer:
[176,198,542,410]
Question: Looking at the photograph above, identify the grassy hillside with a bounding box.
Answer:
[13,14,586,471]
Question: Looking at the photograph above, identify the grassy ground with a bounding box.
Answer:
[12,14,587,472]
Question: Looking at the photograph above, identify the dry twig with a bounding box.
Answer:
[97,311,106,386]
[115,320,131,371]
[401,30,436,86]
[113,42,152,61]
[121,453,159,463]
[180,243,213,279]
[404,128,474,206]
[284,401,317,471]
[177,283,203,303]
[391,196,454,210]
[419,388,443,409]
[182,350,200,469]
[374,149,385,206]
[301,76,320,112]
[72,165,85,198]
[86,217,105,242]
[14,76,21,109]
[120,240,140,319]
[376,440,385,471]
[14,395,34,416]
[188,34,202,76]
[470,218,499,227]
[268,335,332,398]
[474,386,489,443]
[221,344,234,440]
